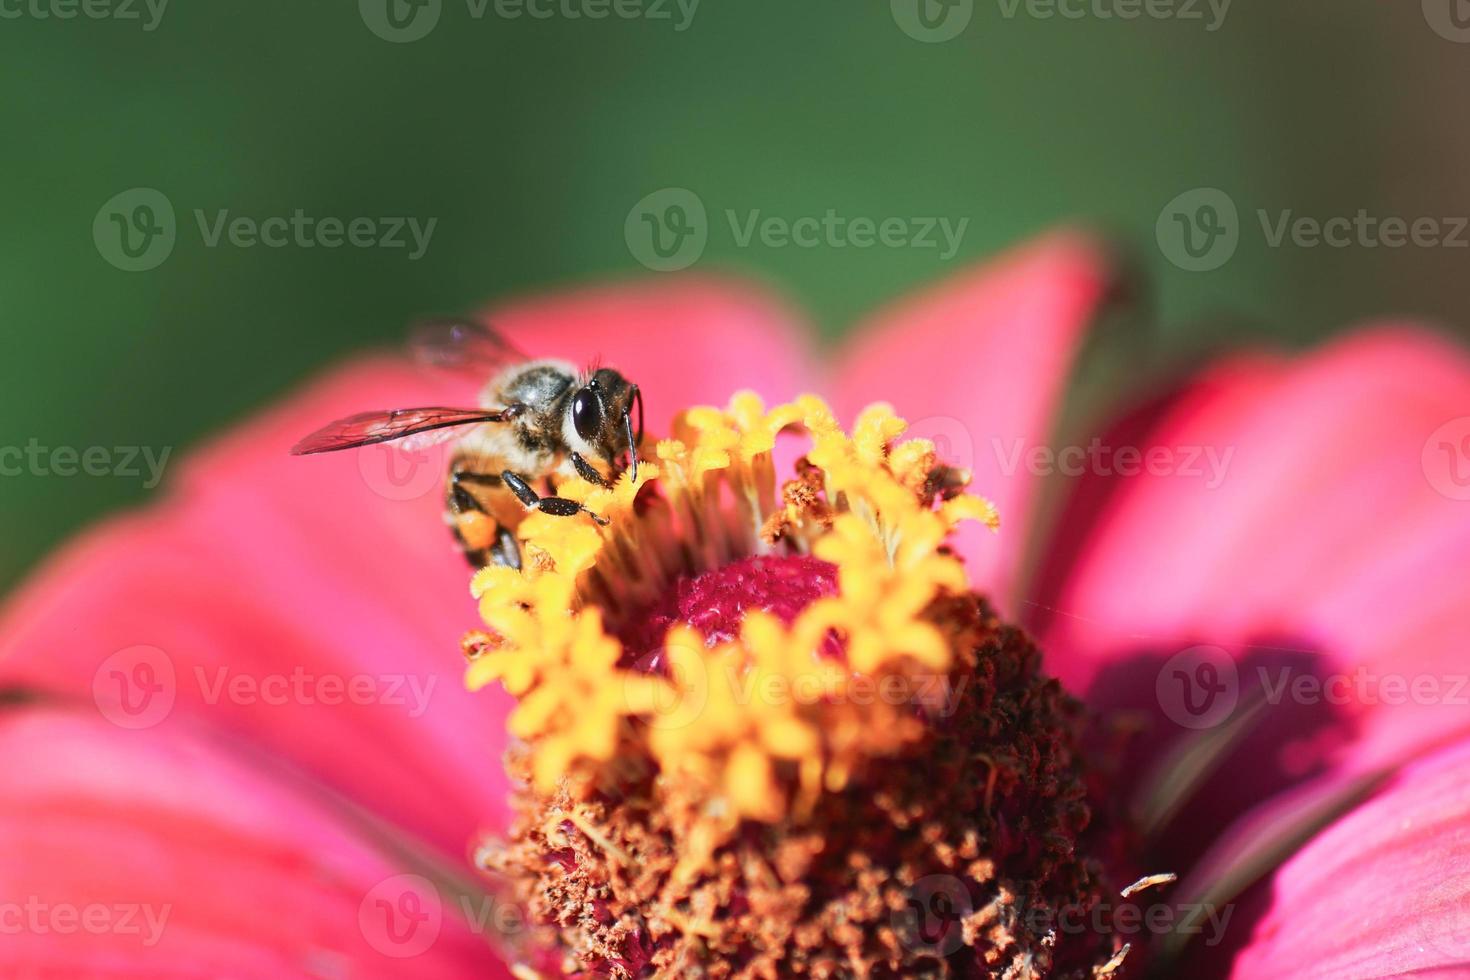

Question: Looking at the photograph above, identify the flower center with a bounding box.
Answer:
[618,554,839,669]
[466,393,1126,978]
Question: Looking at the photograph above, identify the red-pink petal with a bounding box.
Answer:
[0,277,815,860]
[1044,327,1470,696]
[1225,733,1470,978]
[830,232,1120,611]
[1036,326,1470,867]
[0,359,513,857]
[0,707,507,977]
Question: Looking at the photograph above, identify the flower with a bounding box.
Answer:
[1,233,1467,976]
[476,394,1109,975]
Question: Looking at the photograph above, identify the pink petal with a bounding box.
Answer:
[1225,733,1470,978]
[0,707,509,977]
[0,278,815,860]
[0,359,513,857]
[1044,327,1470,693]
[1035,327,1470,865]
[830,232,1121,610]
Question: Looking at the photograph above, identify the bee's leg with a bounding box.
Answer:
[489,525,522,570]
[570,451,612,488]
[501,470,610,526]
[449,471,521,569]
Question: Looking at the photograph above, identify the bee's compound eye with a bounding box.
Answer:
[572,389,602,442]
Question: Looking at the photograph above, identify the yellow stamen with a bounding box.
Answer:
[465,393,998,818]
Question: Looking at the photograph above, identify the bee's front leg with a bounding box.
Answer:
[570,451,612,488]
[502,470,610,526]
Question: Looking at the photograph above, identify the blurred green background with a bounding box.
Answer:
[2,0,1468,592]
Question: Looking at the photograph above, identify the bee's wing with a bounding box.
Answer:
[290,407,509,455]
[408,317,529,373]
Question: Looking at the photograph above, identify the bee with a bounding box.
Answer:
[291,318,643,570]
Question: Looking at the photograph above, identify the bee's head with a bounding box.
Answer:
[568,367,643,479]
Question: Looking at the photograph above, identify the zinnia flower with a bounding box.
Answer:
[3,232,1468,977]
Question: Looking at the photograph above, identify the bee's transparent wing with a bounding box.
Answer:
[408,317,529,373]
[290,407,508,455]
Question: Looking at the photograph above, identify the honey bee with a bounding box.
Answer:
[292,319,642,570]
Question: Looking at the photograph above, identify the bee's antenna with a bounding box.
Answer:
[623,400,639,482]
